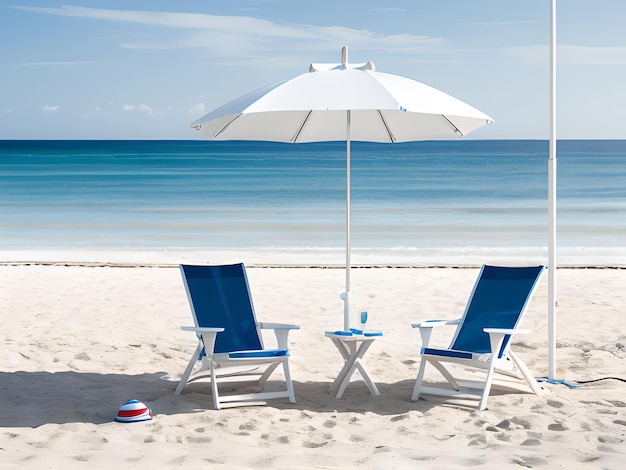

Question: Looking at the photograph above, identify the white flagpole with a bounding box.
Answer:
[548,0,558,379]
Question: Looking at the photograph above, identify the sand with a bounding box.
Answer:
[1,251,625,469]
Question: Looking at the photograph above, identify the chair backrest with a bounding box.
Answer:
[450,265,545,357]
[180,263,263,354]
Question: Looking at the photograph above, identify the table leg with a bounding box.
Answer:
[328,338,380,399]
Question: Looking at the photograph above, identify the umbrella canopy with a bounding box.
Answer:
[192,47,493,329]
[192,49,491,143]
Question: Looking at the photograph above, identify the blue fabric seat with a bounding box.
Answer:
[228,350,289,359]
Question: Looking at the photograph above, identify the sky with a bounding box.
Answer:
[1,0,625,140]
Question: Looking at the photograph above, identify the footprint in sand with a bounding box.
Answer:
[547,422,568,431]
[467,434,487,447]
[510,417,532,430]
[598,435,624,444]
[239,421,257,431]
[579,455,601,465]
[185,435,212,444]
[512,456,548,468]
[302,440,331,448]
[520,438,541,446]
[390,414,409,422]
[150,424,163,433]
[374,446,392,453]
[546,399,564,408]
[607,400,626,407]
[494,419,511,430]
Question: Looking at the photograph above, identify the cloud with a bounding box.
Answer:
[368,8,407,12]
[139,104,152,115]
[14,5,303,32]
[15,5,445,61]
[43,105,60,112]
[559,44,626,65]
[500,44,626,66]
[16,60,101,67]
[188,102,206,115]
[17,4,626,71]
[465,20,537,26]
[118,104,154,115]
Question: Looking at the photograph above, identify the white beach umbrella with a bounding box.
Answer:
[191,47,493,330]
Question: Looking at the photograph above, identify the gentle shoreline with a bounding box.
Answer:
[2,246,626,268]
[2,260,626,270]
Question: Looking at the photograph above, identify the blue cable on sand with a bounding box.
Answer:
[536,377,579,389]
[536,376,626,388]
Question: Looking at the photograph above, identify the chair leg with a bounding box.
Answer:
[412,358,429,401]
[259,362,281,386]
[430,360,460,391]
[175,342,204,396]
[210,363,221,410]
[509,351,543,395]
[479,363,497,411]
[283,360,296,403]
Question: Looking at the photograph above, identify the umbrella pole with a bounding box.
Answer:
[344,110,352,331]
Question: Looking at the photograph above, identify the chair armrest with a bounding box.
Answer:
[411,319,460,328]
[483,328,530,358]
[258,322,299,349]
[411,319,460,348]
[181,326,225,333]
[180,326,225,356]
[258,322,300,330]
[483,328,529,335]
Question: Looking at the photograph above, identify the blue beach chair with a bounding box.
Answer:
[175,263,299,409]
[411,265,545,410]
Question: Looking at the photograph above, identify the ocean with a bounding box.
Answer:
[1,139,625,262]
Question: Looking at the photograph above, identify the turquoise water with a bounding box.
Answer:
[1,139,625,250]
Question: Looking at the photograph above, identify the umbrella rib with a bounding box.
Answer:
[441,115,464,137]
[292,110,313,143]
[213,114,242,138]
[377,110,396,143]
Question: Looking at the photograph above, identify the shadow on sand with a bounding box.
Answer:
[0,369,495,427]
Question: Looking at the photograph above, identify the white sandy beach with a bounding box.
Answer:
[1,250,625,469]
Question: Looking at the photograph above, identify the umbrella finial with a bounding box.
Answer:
[341,46,348,67]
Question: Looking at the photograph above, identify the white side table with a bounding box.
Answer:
[325,331,382,399]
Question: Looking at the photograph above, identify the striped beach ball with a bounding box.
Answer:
[115,399,153,423]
